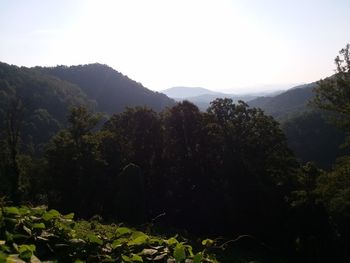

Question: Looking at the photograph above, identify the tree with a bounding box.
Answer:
[310,43,350,261]
[46,106,107,216]
[207,99,298,242]
[313,43,350,142]
[161,101,210,228]
[0,96,24,203]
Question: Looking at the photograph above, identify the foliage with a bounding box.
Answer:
[315,156,350,240]
[282,111,349,169]
[37,64,175,114]
[0,205,218,262]
[313,43,350,144]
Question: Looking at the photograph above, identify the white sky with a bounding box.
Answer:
[0,0,349,92]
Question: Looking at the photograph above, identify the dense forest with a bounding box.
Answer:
[0,45,350,262]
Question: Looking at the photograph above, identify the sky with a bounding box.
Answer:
[0,0,349,93]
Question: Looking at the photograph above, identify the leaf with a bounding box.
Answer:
[130,231,147,239]
[122,255,132,262]
[166,237,178,246]
[18,244,36,260]
[5,231,13,242]
[87,234,103,245]
[127,235,148,246]
[201,239,214,247]
[3,207,20,216]
[193,253,203,263]
[32,223,45,229]
[116,227,132,237]
[0,240,5,245]
[42,210,60,221]
[63,213,75,220]
[130,254,143,262]
[173,244,186,263]
[184,245,193,257]
[0,252,7,262]
[111,238,128,249]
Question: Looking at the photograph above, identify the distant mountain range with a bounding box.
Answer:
[248,83,317,120]
[161,86,283,110]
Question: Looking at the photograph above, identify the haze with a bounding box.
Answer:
[0,0,349,92]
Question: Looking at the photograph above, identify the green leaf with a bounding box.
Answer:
[166,237,178,246]
[130,254,143,262]
[3,207,19,216]
[18,244,36,260]
[122,255,132,262]
[63,213,75,220]
[32,223,45,229]
[130,231,147,239]
[193,252,203,263]
[184,245,193,257]
[87,234,103,245]
[42,209,60,221]
[173,244,186,263]
[116,227,132,237]
[111,238,128,249]
[0,252,7,262]
[5,232,13,242]
[127,235,148,246]
[201,239,214,247]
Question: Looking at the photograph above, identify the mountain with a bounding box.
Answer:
[161,86,225,98]
[162,87,259,110]
[246,81,348,169]
[248,83,317,120]
[0,62,175,153]
[0,62,92,152]
[162,87,288,111]
[37,63,175,114]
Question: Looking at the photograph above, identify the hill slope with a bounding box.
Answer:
[247,82,348,169]
[248,83,317,120]
[0,62,91,152]
[38,64,175,114]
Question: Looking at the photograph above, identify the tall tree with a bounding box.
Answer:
[313,43,350,143]
[207,99,298,242]
[2,96,24,203]
[46,107,107,216]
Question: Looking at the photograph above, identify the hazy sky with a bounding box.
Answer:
[0,0,349,92]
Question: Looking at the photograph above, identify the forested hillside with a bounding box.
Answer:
[247,82,348,169]
[0,62,92,154]
[37,64,175,114]
[0,62,175,155]
[248,83,316,121]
